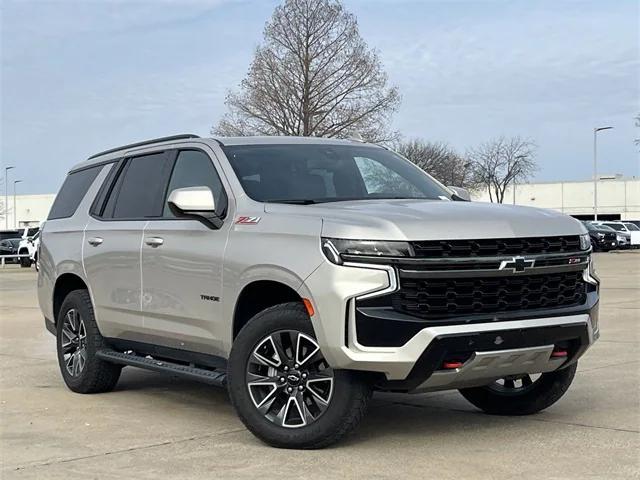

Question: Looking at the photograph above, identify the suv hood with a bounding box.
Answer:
[265,199,585,240]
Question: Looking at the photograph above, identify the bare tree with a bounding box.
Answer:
[213,0,400,142]
[394,139,480,190]
[468,136,537,203]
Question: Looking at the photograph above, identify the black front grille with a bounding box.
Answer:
[393,271,587,320]
[410,236,581,258]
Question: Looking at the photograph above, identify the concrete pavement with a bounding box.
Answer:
[1,252,638,479]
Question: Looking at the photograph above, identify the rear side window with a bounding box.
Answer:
[48,166,102,220]
[105,152,173,219]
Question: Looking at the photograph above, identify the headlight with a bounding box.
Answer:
[321,238,412,265]
[596,233,605,239]
[579,233,591,250]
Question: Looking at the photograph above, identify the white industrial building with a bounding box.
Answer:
[2,176,638,229]
[473,176,639,221]
[1,194,56,229]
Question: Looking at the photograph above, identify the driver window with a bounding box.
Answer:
[164,150,226,217]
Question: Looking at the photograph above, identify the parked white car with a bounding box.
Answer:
[18,231,40,268]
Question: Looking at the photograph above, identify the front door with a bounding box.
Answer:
[141,148,231,356]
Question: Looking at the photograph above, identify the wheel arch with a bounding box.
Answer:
[232,280,303,339]
[52,273,89,324]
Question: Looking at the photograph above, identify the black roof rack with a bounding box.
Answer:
[87,134,201,160]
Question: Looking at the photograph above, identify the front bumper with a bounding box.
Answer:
[300,260,599,392]
[594,237,617,249]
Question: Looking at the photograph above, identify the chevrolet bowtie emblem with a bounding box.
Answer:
[499,256,535,273]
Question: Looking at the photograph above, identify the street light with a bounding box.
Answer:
[4,166,14,229]
[593,126,613,221]
[13,180,22,229]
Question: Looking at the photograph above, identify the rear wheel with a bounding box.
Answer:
[227,302,372,449]
[459,363,577,415]
[56,289,121,393]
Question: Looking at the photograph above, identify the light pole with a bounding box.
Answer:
[593,126,613,221]
[13,180,22,229]
[4,166,14,229]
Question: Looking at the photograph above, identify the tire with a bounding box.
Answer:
[227,302,372,449]
[458,363,577,416]
[19,255,31,268]
[56,289,121,393]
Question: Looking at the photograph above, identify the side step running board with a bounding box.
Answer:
[96,350,227,387]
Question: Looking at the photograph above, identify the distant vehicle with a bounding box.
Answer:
[583,222,617,251]
[0,238,21,262]
[18,230,40,268]
[0,227,39,242]
[0,230,21,242]
[594,222,640,249]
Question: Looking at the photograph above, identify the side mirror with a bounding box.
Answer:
[167,186,223,229]
[448,186,471,202]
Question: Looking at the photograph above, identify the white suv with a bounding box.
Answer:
[38,134,599,448]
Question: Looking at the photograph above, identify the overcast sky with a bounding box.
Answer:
[1,0,638,194]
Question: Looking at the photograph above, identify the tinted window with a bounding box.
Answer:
[222,144,450,203]
[107,152,173,219]
[163,150,226,217]
[48,166,102,220]
[603,223,624,231]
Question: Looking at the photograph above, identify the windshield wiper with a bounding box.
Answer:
[264,199,318,205]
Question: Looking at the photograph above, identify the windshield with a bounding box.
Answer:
[586,223,614,232]
[603,223,625,231]
[222,144,451,204]
[624,223,639,231]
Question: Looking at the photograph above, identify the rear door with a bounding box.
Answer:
[83,151,173,340]
[140,148,232,355]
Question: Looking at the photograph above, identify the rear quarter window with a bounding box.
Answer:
[48,166,102,220]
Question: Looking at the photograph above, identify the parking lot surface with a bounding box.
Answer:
[1,252,639,479]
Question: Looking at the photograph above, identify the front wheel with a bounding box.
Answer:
[459,363,577,415]
[227,302,372,449]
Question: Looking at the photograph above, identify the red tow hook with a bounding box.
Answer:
[442,360,464,369]
[551,349,568,358]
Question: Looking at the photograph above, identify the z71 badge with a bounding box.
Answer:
[235,216,261,225]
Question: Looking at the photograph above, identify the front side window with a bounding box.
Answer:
[163,150,227,217]
[48,165,102,219]
[222,144,450,204]
[624,223,639,231]
[105,152,173,219]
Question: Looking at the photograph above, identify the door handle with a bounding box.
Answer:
[145,237,164,248]
[87,237,103,247]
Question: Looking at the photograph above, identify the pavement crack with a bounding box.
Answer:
[387,401,640,434]
[12,427,247,471]
[578,360,640,373]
